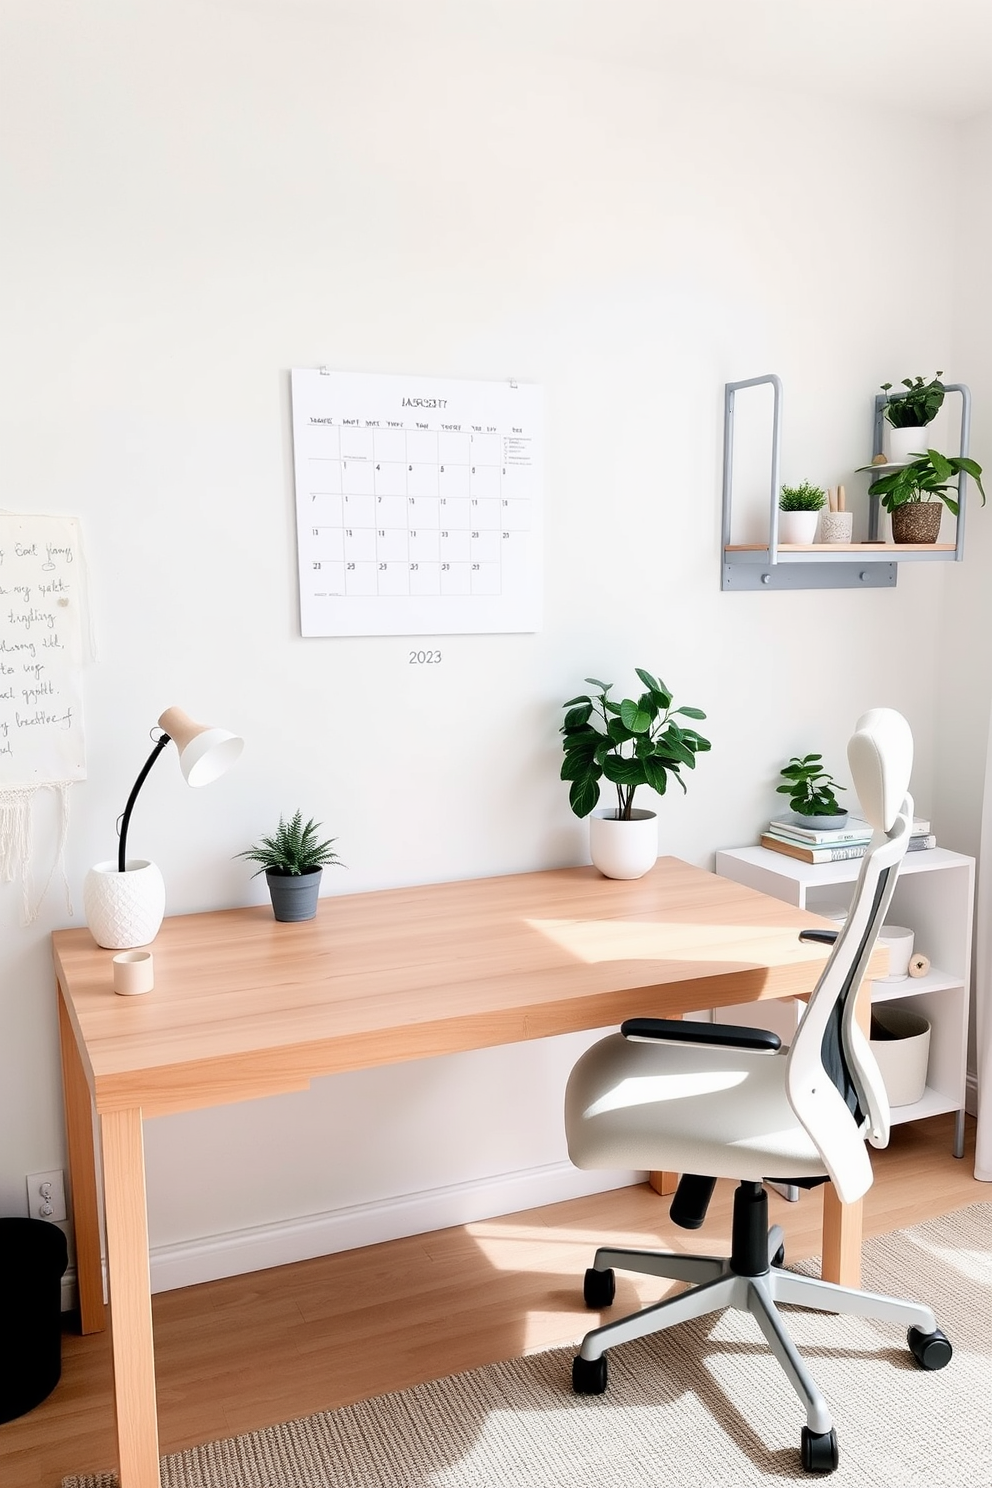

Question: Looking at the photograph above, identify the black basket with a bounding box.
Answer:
[0,1217,70,1422]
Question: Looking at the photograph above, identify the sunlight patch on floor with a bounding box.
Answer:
[464,1217,686,1274]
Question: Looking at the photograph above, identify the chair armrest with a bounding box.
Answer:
[798,929,839,945]
[620,1018,782,1052]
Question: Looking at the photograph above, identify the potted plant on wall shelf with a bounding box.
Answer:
[776,753,847,829]
[236,811,344,922]
[778,481,826,544]
[880,373,945,464]
[859,448,986,545]
[560,669,711,879]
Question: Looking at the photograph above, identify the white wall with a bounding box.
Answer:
[0,3,975,1291]
[933,108,992,1079]
[935,107,992,857]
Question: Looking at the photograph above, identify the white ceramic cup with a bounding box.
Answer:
[113,949,155,996]
[878,925,915,982]
[820,511,854,543]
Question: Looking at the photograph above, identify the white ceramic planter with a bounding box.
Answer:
[885,425,931,464]
[777,510,820,544]
[83,859,166,949]
[589,808,658,880]
[819,511,854,544]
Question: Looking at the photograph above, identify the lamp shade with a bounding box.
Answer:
[158,707,244,787]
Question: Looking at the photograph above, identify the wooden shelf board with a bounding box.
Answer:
[888,1085,962,1125]
[725,543,956,554]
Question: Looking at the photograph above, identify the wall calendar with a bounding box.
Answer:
[291,369,542,637]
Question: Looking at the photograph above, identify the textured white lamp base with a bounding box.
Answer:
[83,860,166,949]
[589,809,658,880]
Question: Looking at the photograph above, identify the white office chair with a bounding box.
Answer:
[564,709,952,1475]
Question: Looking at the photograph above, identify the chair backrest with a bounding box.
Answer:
[784,709,914,1204]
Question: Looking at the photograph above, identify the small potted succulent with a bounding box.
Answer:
[560,669,710,879]
[778,481,826,544]
[859,448,986,545]
[880,373,945,464]
[236,811,344,922]
[776,754,847,829]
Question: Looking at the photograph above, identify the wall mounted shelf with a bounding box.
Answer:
[721,374,973,591]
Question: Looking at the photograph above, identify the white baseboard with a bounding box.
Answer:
[60,1162,643,1308]
[149,1161,642,1294]
[60,1270,78,1313]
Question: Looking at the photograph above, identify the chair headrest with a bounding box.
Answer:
[847,708,913,833]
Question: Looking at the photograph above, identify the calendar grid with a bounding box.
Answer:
[292,370,542,636]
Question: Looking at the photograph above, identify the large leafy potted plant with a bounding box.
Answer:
[236,811,344,922]
[880,373,945,463]
[560,669,711,879]
[860,447,986,544]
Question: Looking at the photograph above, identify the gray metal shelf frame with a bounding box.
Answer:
[721,374,972,592]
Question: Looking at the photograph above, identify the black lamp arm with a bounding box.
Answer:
[117,732,172,873]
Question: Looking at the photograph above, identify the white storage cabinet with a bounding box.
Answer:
[714,846,974,1158]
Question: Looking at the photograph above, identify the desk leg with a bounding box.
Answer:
[57,984,105,1334]
[101,1107,162,1488]
[821,1187,862,1288]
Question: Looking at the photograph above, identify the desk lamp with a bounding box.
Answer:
[83,707,244,949]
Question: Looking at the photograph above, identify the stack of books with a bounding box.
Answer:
[760,815,935,864]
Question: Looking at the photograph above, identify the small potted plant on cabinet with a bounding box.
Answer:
[236,811,344,921]
[860,448,986,545]
[776,754,847,829]
[880,373,945,464]
[560,669,711,879]
[778,481,827,544]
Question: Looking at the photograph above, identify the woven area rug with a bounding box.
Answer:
[64,1203,991,1488]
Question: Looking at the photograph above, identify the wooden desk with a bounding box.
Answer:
[54,858,866,1488]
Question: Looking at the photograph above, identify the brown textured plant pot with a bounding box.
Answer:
[891,503,942,543]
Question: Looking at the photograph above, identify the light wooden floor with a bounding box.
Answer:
[1,1113,986,1488]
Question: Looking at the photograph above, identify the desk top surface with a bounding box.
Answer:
[53,858,833,1117]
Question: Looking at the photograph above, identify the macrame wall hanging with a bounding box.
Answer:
[0,512,88,922]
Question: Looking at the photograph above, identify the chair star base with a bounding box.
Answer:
[572,1181,950,1474]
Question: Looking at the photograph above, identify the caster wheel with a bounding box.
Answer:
[572,1352,608,1395]
[908,1325,952,1370]
[771,1243,786,1268]
[800,1425,839,1473]
[583,1266,616,1308]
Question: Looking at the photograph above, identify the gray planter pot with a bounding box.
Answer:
[791,812,849,831]
[265,868,322,922]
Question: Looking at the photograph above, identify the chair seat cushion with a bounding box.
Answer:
[565,1032,828,1184]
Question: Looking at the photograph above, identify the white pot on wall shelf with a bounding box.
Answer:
[885,426,932,464]
[778,510,820,544]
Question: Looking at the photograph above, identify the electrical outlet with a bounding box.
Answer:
[26,1169,67,1224]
